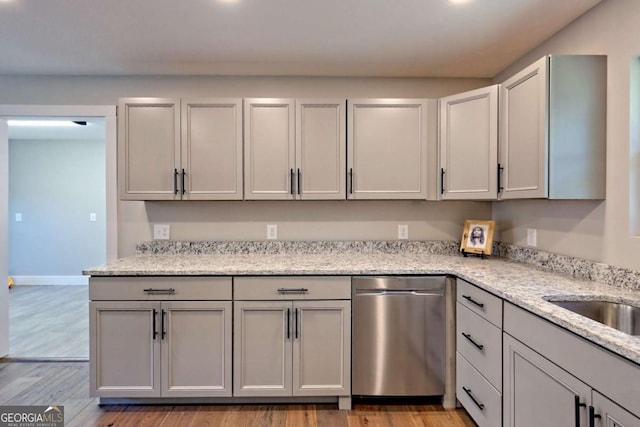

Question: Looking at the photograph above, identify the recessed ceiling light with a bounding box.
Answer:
[449,0,473,4]
[7,120,87,127]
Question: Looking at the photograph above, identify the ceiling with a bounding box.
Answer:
[0,0,602,78]
[7,117,106,140]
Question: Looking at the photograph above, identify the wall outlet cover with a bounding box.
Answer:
[267,224,278,240]
[527,228,537,247]
[398,224,409,240]
[153,224,171,240]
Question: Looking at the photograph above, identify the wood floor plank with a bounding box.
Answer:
[0,363,477,427]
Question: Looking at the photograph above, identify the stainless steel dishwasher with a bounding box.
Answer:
[352,276,446,396]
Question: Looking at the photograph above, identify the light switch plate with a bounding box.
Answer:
[90,213,97,222]
[154,224,171,240]
[15,213,22,222]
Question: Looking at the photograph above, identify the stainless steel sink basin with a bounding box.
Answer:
[548,300,640,336]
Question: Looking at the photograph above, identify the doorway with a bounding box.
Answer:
[0,105,117,359]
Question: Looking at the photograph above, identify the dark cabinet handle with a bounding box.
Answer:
[173,169,179,195]
[277,288,309,294]
[575,396,586,427]
[462,386,485,411]
[181,169,186,195]
[462,294,485,308]
[290,169,295,195]
[297,168,301,195]
[440,168,445,195]
[349,168,353,194]
[497,163,504,193]
[462,332,484,350]
[286,308,291,339]
[144,288,176,294]
[295,308,299,339]
[161,309,167,340]
[588,406,601,427]
[152,309,158,340]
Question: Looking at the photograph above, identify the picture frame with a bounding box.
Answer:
[460,219,495,257]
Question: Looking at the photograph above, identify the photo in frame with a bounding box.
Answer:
[460,219,495,257]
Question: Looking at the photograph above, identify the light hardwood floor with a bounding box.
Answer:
[0,361,476,427]
[9,285,88,358]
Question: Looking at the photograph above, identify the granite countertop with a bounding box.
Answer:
[84,243,640,366]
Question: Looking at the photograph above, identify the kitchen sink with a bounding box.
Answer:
[548,300,640,336]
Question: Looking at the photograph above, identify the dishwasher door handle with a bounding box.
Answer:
[355,289,444,296]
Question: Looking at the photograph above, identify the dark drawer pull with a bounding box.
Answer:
[462,332,484,351]
[462,294,485,308]
[462,386,485,411]
[143,288,176,294]
[277,288,309,294]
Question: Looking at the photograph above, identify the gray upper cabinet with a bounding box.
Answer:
[181,99,243,200]
[244,98,346,200]
[119,98,181,200]
[439,85,498,200]
[244,98,296,200]
[498,55,606,199]
[296,99,346,200]
[348,99,429,199]
[118,97,243,200]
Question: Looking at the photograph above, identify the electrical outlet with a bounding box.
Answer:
[527,228,537,247]
[15,213,22,222]
[267,224,278,240]
[90,213,97,222]
[398,224,409,240]
[153,224,171,240]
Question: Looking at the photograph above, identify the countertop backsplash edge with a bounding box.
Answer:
[136,240,640,291]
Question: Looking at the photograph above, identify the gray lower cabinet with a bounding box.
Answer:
[592,391,640,427]
[232,276,351,401]
[503,302,640,427]
[89,277,233,399]
[503,333,591,427]
[455,279,504,427]
[233,299,351,397]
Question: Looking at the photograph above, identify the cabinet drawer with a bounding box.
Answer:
[456,352,502,427]
[456,302,502,392]
[89,277,232,301]
[457,278,502,327]
[234,276,351,300]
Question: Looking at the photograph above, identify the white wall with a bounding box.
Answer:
[8,139,106,276]
[0,75,492,257]
[493,0,640,271]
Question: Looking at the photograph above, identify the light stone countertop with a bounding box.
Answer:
[84,252,640,365]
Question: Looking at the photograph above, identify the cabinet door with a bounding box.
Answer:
[181,99,243,200]
[348,99,428,199]
[296,99,346,200]
[161,301,232,397]
[90,301,161,397]
[499,56,548,199]
[439,85,498,200]
[292,300,351,396]
[244,98,295,200]
[118,98,181,200]
[233,301,292,396]
[503,333,591,427]
[591,391,640,427]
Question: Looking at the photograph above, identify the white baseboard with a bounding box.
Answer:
[11,275,88,286]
